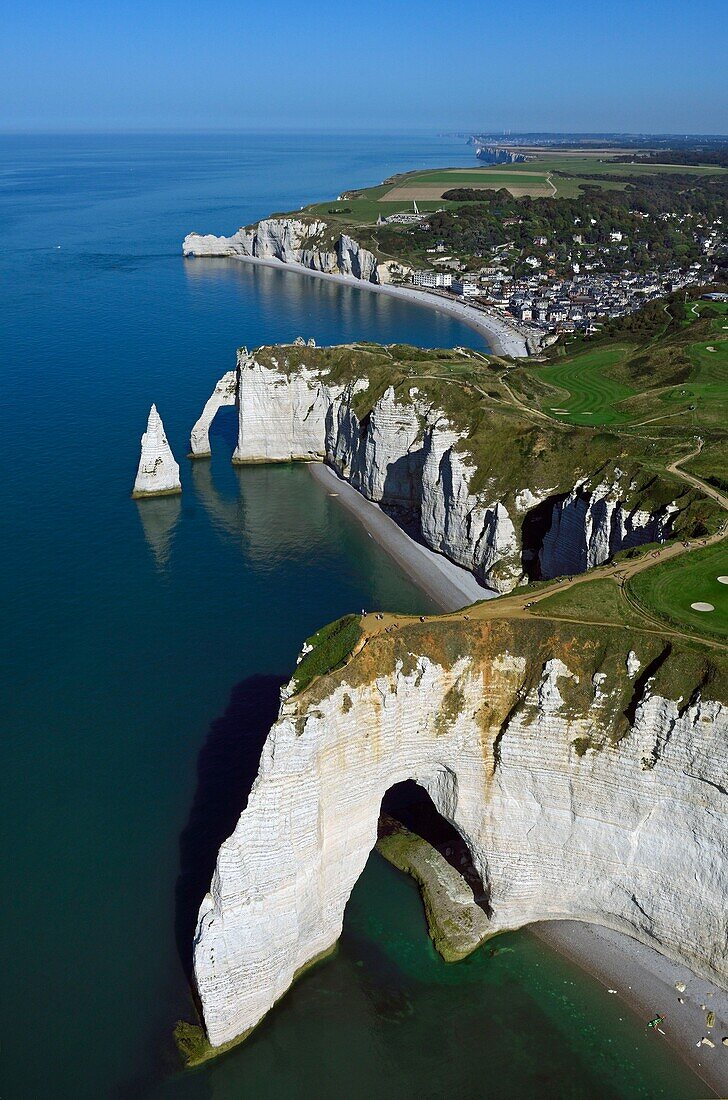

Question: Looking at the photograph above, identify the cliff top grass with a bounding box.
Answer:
[258,157,726,265]
[290,614,363,696]
[626,542,728,642]
[315,160,726,214]
[513,297,727,443]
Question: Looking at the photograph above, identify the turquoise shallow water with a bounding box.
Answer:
[0,133,702,1099]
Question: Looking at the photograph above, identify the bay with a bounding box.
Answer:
[0,132,701,1099]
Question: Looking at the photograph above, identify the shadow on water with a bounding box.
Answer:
[174,673,284,980]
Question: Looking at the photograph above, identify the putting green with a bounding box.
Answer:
[531,346,634,425]
[627,543,728,641]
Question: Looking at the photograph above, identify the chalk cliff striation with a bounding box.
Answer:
[193,343,718,592]
[193,614,728,1047]
[183,218,382,283]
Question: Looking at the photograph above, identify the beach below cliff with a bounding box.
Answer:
[309,461,728,1097]
[534,922,728,1098]
[309,462,497,609]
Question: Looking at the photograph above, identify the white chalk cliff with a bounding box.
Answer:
[183,218,381,283]
[538,480,677,576]
[216,348,681,591]
[132,405,181,497]
[193,624,728,1046]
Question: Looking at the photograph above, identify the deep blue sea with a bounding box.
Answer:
[0,133,702,1099]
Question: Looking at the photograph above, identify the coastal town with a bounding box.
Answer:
[398,208,725,339]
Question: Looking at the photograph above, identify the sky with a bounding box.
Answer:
[2,0,727,133]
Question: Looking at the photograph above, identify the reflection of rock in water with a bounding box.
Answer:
[191,460,242,538]
[232,464,330,567]
[135,495,181,567]
[193,455,332,566]
[182,254,413,340]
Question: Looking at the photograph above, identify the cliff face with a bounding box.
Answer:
[538,482,677,577]
[193,616,728,1047]
[183,218,380,283]
[225,347,689,591]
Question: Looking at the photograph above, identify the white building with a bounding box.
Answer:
[452,278,480,298]
[412,270,453,289]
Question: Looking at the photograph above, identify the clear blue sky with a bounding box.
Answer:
[2,0,726,133]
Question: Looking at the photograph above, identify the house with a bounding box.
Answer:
[533,235,548,247]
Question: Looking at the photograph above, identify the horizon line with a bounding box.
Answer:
[1,126,728,139]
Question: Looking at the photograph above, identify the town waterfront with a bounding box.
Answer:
[0,133,704,1098]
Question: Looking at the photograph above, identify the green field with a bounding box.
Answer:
[296,158,728,225]
[657,300,728,435]
[528,346,635,425]
[505,156,727,177]
[627,544,728,641]
[483,156,728,197]
[305,196,457,226]
[388,169,551,187]
[350,167,555,200]
[514,298,728,440]
[370,158,726,201]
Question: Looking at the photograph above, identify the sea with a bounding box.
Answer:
[0,132,702,1099]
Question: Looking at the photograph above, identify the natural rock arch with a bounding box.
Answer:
[189,370,238,458]
[192,637,727,1049]
[193,655,491,1047]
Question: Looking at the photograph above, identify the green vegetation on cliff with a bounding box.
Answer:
[291,614,363,696]
[291,155,727,277]
[376,814,489,962]
[298,612,727,735]
[512,295,728,447]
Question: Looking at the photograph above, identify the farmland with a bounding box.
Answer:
[382,168,554,199]
[361,157,728,203]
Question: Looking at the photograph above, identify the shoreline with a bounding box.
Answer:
[309,461,728,1097]
[308,462,497,609]
[533,922,728,1097]
[187,251,530,357]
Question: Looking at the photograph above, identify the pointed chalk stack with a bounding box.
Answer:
[132,404,182,497]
